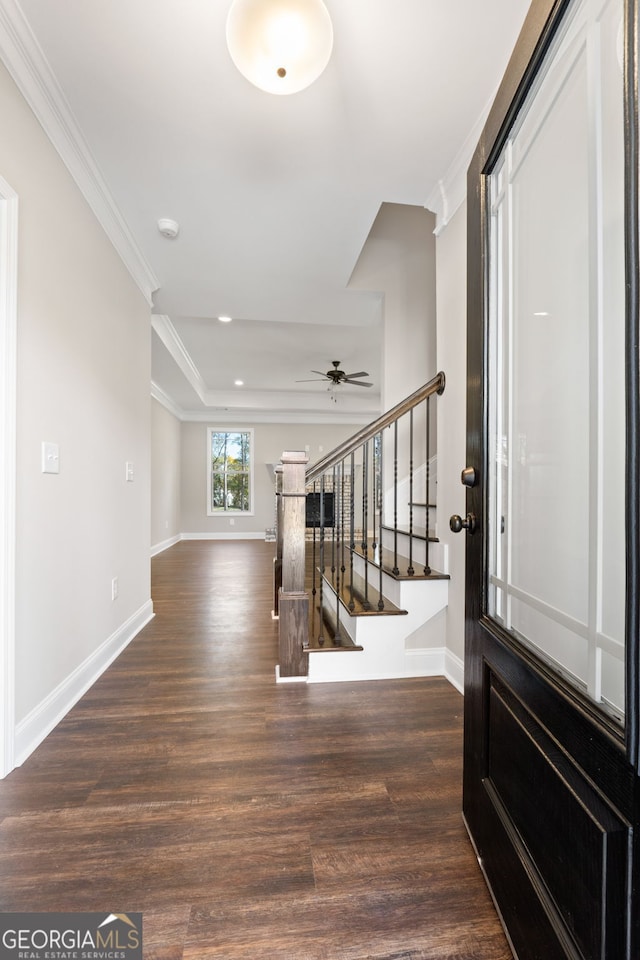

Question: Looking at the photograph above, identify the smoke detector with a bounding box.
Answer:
[157,218,179,239]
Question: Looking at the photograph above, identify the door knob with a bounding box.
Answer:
[449,513,477,534]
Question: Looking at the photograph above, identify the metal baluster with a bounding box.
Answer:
[331,466,342,644]
[392,420,399,576]
[330,468,336,582]
[317,479,326,645]
[371,436,379,609]
[349,452,356,611]
[362,440,370,610]
[376,433,384,609]
[340,459,346,595]
[310,481,317,641]
[372,437,378,560]
[408,408,415,576]
[424,396,432,575]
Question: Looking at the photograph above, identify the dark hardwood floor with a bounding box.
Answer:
[0,540,511,959]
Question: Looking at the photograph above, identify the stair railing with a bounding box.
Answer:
[276,371,445,677]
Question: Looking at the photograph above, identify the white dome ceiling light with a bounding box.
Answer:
[226,0,333,95]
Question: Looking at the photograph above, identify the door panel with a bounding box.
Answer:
[486,668,628,960]
[465,622,635,958]
[462,0,639,957]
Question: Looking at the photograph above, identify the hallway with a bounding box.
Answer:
[0,540,511,959]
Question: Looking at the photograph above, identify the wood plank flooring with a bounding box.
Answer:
[0,540,512,959]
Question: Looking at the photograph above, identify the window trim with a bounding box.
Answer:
[206,427,255,517]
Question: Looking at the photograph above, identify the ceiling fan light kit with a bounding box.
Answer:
[226,0,333,95]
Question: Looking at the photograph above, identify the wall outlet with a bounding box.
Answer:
[229,518,235,526]
[125,462,134,482]
[111,577,119,600]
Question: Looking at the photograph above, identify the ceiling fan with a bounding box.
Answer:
[296,360,373,388]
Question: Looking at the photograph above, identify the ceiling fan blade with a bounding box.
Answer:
[344,380,373,388]
[296,378,329,383]
[311,370,329,377]
[344,371,369,380]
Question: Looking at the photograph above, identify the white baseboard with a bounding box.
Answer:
[275,665,307,683]
[151,534,181,556]
[14,599,154,768]
[444,648,464,694]
[151,532,274,556]
[404,646,448,677]
[181,532,266,541]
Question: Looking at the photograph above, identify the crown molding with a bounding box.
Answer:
[151,381,185,422]
[150,379,374,426]
[425,92,496,236]
[0,0,159,305]
[151,313,381,423]
[151,315,208,404]
[178,408,373,425]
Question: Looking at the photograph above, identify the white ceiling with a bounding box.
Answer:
[5,0,531,422]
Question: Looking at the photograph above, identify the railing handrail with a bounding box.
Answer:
[306,370,446,484]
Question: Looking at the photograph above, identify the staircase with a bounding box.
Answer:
[275,372,450,683]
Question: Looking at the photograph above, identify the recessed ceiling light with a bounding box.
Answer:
[218,315,233,323]
[234,380,244,386]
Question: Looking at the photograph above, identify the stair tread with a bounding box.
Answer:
[353,540,449,581]
[305,603,364,653]
[317,566,407,616]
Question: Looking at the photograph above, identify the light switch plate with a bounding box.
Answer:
[42,441,60,474]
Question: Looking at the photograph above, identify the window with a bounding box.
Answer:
[207,429,253,515]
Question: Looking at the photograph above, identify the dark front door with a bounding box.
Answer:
[460,1,640,958]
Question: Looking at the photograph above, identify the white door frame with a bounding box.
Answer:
[0,175,18,778]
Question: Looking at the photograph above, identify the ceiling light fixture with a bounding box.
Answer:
[218,316,233,323]
[235,379,244,386]
[226,0,333,95]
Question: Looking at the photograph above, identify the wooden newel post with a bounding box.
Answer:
[278,450,309,678]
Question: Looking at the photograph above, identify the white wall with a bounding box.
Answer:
[180,420,361,536]
[151,398,181,552]
[349,202,437,410]
[0,60,152,764]
[435,202,467,663]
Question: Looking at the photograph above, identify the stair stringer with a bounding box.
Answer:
[307,568,449,684]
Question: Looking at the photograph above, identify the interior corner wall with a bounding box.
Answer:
[180,420,360,537]
[435,201,467,665]
[0,60,153,764]
[349,203,437,411]
[151,399,181,552]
